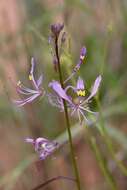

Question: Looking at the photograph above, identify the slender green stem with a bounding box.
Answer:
[55,37,82,190]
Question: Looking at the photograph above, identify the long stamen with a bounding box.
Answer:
[64,72,75,84]
[79,109,89,124]
[79,106,98,115]
[71,107,77,116]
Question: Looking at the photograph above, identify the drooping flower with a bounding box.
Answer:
[64,47,87,84]
[74,47,87,72]
[49,75,102,124]
[14,57,44,107]
[25,137,59,160]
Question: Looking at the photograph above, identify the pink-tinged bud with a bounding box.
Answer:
[80,47,86,61]
[51,23,64,37]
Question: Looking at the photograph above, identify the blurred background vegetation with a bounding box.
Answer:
[0,0,127,189]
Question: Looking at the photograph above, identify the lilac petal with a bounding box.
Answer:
[18,84,38,94]
[35,137,48,151]
[37,75,43,87]
[30,57,36,75]
[14,100,28,107]
[16,86,38,95]
[24,94,40,103]
[76,77,85,90]
[35,137,47,144]
[39,141,58,160]
[14,94,40,107]
[39,151,49,160]
[49,81,72,104]
[29,57,39,90]
[16,87,31,95]
[14,100,26,105]
[87,75,102,101]
[25,138,34,144]
[44,141,58,152]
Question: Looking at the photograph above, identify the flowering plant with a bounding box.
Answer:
[14,23,102,190]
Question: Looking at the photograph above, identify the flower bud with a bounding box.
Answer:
[51,23,64,38]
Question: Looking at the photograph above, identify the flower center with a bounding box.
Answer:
[29,74,33,80]
[77,90,85,97]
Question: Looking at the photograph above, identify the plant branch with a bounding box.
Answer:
[32,176,76,190]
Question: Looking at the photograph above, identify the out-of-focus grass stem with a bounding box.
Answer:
[98,24,127,176]
[97,99,127,177]
[89,136,118,190]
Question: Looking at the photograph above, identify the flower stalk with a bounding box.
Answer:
[54,27,82,190]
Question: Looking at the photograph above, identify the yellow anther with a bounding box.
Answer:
[29,75,33,80]
[77,90,85,97]
[17,81,21,86]
[80,55,85,61]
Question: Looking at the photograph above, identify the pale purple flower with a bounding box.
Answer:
[49,75,102,124]
[14,57,44,107]
[25,137,59,160]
